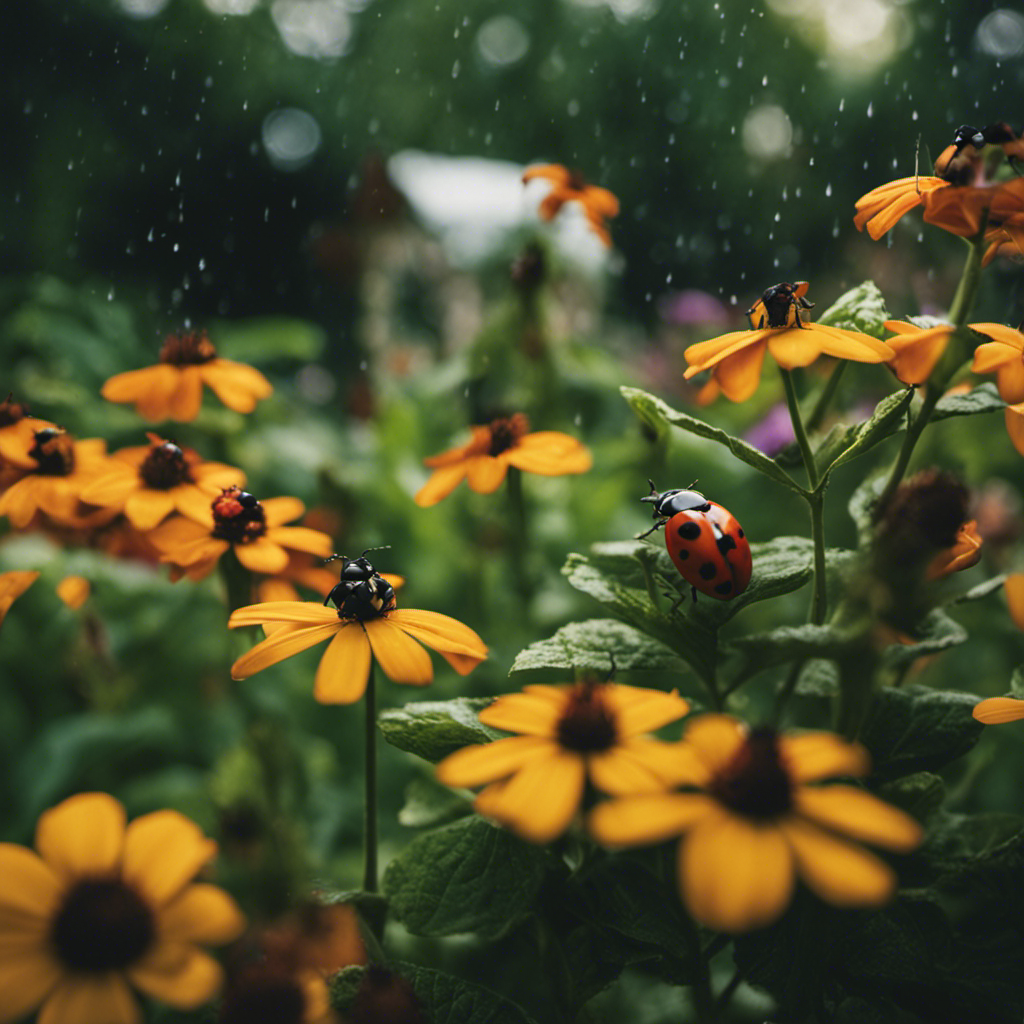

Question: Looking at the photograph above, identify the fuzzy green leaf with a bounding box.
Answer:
[382,817,548,939]
[378,698,502,764]
[815,280,890,338]
[932,382,1005,421]
[879,609,968,671]
[620,386,804,494]
[722,622,867,686]
[817,387,915,478]
[398,777,471,828]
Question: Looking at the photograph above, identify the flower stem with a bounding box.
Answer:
[781,369,820,492]
[805,360,848,435]
[874,230,986,513]
[363,664,379,894]
[506,466,532,602]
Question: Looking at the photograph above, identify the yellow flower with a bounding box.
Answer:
[0,570,40,629]
[0,396,59,487]
[147,487,333,580]
[80,434,246,531]
[414,413,592,507]
[590,715,922,933]
[963,323,1024,454]
[56,575,91,610]
[228,555,487,703]
[256,550,404,607]
[522,164,619,246]
[854,175,952,239]
[880,319,1015,386]
[922,175,1024,238]
[0,791,245,1024]
[683,282,894,403]
[0,429,113,529]
[101,330,272,423]
[436,681,690,844]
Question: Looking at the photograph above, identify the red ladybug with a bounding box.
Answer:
[639,481,752,601]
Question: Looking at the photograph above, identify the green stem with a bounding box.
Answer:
[805,361,848,435]
[506,466,532,602]
[781,369,820,491]
[363,665,379,894]
[684,913,718,1024]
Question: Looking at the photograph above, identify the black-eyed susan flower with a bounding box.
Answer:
[0,791,245,1024]
[0,569,39,630]
[0,396,59,485]
[0,428,114,529]
[148,486,333,580]
[414,413,592,507]
[255,549,404,607]
[682,282,894,403]
[522,164,619,246]
[81,434,245,532]
[227,554,487,703]
[101,330,272,423]
[590,715,922,933]
[435,681,690,844]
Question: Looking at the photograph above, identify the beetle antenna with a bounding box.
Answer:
[640,479,660,505]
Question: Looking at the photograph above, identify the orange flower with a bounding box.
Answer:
[414,413,592,507]
[80,434,245,531]
[854,175,952,240]
[880,319,1016,386]
[522,164,619,246]
[590,715,922,932]
[966,323,1024,455]
[228,554,487,703]
[0,396,59,486]
[0,429,113,529]
[255,550,404,606]
[683,282,894,403]
[925,520,982,580]
[922,175,1024,238]
[0,569,40,629]
[436,681,690,843]
[0,792,244,1024]
[101,330,273,423]
[147,486,333,580]
[56,575,91,609]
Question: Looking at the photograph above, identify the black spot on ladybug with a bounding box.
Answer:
[675,548,689,560]
[716,533,738,556]
[738,529,744,538]
[699,562,718,580]
[678,521,701,541]
[714,581,733,595]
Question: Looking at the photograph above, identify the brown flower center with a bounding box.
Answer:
[140,441,194,489]
[50,878,155,972]
[220,965,307,1024]
[710,727,793,819]
[212,486,267,543]
[29,428,75,476]
[159,330,217,365]
[0,395,28,427]
[487,414,529,457]
[556,682,617,753]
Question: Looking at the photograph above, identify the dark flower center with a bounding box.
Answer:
[29,428,75,476]
[710,727,793,820]
[487,414,529,457]
[50,878,155,972]
[140,441,193,489]
[212,486,266,543]
[159,330,217,366]
[556,683,618,753]
[0,395,28,427]
[220,966,307,1024]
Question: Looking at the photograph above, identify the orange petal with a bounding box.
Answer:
[0,845,61,921]
[765,327,826,370]
[228,601,339,628]
[683,330,768,374]
[713,340,769,402]
[414,464,471,507]
[588,792,719,846]
[35,792,125,880]
[386,608,488,658]
[465,455,509,494]
[885,326,952,384]
[1006,574,1024,630]
[234,538,289,574]
[124,489,176,530]
[168,367,204,422]
[778,732,870,782]
[0,951,62,1023]
[794,785,922,852]
[266,526,333,557]
[101,366,180,420]
[37,975,140,1024]
[681,714,746,776]
[313,624,372,704]
[159,883,246,945]
[1005,406,1024,456]
[230,620,341,679]
[680,813,794,932]
[200,359,272,413]
[973,696,1024,724]
[436,736,557,788]
[129,945,223,1009]
[809,323,894,363]
[477,691,564,737]
[602,684,689,737]
[587,742,688,795]
[362,616,433,685]
[123,810,218,907]
[261,496,306,528]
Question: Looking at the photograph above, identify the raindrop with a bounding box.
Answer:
[175,171,182,186]
[866,102,873,117]
[762,74,768,86]
[198,258,206,271]
[107,288,115,301]
[838,98,845,112]
[825,183,832,197]
[173,242,180,252]
[451,59,461,78]
[147,227,154,241]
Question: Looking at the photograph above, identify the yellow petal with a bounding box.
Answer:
[465,455,509,494]
[231,620,341,679]
[436,736,557,788]
[474,751,585,843]
[159,883,246,945]
[0,845,61,921]
[0,951,61,1024]
[506,435,593,476]
[386,609,488,658]
[780,817,895,907]
[200,359,272,413]
[415,465,470,507]
[810,323,895,363]
[681,714,746,776]
[56,575,90,610]
[1005,406,1024,456]
[234,538,289,574]
[38,974,141,1024]
[970,322,1024,350]
[683,329,765,371]
[124,490,176,530]
[129,944,224,1009]
[680,813,794,932]
[477,692,564,737]
[261,496,306,528]
[764,327,825,370]
[712,340,769,402]
[588,792,719,847]
[35,793,126,880]
[122,811,218,907]
[794,785,922,852]
[1005,573,1024,630]
[971,339,1017,375]
[229,601,339,628]
[312,624,372,704]
[587,744,679,795]
[603,684,689,737]
[777,732,870,782]
[362,616,433,685]
[885,326,952,384]
[592,737,709,792]
[267,526,334,557]
[168,367,204,422]
[972,696,1024,724]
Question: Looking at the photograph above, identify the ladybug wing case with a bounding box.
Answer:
[664,505,751,601]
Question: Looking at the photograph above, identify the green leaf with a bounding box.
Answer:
[331,963,539,1024]
[860,684,983,781]
[378,698,502,764]
[931,382,1005,421]
[508,619,687,681]
[620,386,804,494]
[815,280,890,338]
[382,817,548,939]
[211,317,326,363]
[816,387,915,478]
[879,608,968,671]
[398,776,471,828]
[794,658,841,697]
[948,574,1006,605]
[721,622,867,686]
[877,771,947,824]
